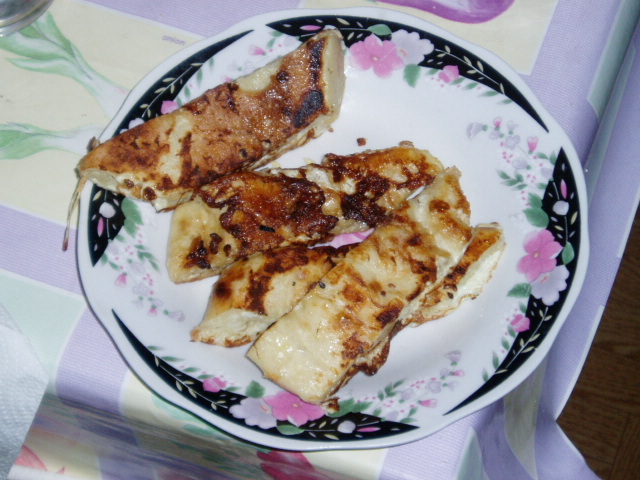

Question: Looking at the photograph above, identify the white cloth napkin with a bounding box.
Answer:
[0,303,48,479]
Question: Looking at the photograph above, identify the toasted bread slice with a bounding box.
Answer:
[247,168,474,404]
[191,244,351,347]
[166,143,443,283]
[76,30,345,211]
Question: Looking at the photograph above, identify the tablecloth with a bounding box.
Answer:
[1,0,639,479]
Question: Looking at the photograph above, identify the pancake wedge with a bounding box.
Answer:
[166,143,443,283]
[76,29,345,211]
[247,168,473,404]
[192,244,351,347]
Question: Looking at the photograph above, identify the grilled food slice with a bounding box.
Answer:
[342,224,505,378]
[166,143,443,283]
[246,168,473,404]
[76,29,345,211]
[404,223,505,327]
[191,244,351,347]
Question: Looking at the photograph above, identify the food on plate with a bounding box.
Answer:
[192,244,352,347]
[403,223,505,327]
[75,29,346,211]
[166,143,443,283]
[247,168,475,404]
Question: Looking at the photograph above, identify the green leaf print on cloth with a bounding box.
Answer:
[0,12,127,160]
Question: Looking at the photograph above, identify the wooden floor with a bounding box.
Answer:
[558,210,640,479]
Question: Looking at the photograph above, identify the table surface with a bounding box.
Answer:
[2,1,640,479]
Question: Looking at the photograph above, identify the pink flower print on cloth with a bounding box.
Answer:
[349,34,404,78]
[517,229,562,282]
[257,450,333,480]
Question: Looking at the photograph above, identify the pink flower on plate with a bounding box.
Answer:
[426,379,442,393]
[504,135,520,150]
[249,45,266,56]
[337,420,356,434]
[419,398,437,408]
[350,34,404,78]
[438,64,460,83]
[202,376,226,393]
[517,229,563,283]
[161,100,179,115]
[127,117,144,130]
[510,313,531,332]
[115,273,127,287]
[553,200,570,216]
[230,397,277,429]
[167,310,185,322]
[96,217,105,237]
[265,391,325,427]
[445,350,461,364]
[466,122,484,138]
[391,29,434,64]
[527,136,538,153]
[531,265,569,306]
[98,202,116,218]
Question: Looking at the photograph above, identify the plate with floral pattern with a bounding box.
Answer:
[77,7,589,450]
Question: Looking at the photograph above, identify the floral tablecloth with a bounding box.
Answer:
[1,0,639,479]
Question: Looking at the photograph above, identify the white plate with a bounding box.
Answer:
[78,7,589,451]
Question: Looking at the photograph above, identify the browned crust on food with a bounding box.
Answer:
[246,168,476,404]
[183,171,339,269]
[169,143,444,281]
[212,245,342,316]
[80,31,341,205]
[409,224,504,326]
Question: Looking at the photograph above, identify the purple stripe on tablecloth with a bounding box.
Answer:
[56,310,247,479]
[523,1,621,163]
[85,0,301,37]
[0,205,81,295]
[380,414,474,479]
[476,402,538,480]
[382,404,536,479]
[534,402,599,479]
[535,17,640,480]
[545,17,640,416]
[56,308,129,415]
[56,309,152,477]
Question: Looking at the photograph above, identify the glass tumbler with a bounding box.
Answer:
[0,0,52,36]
